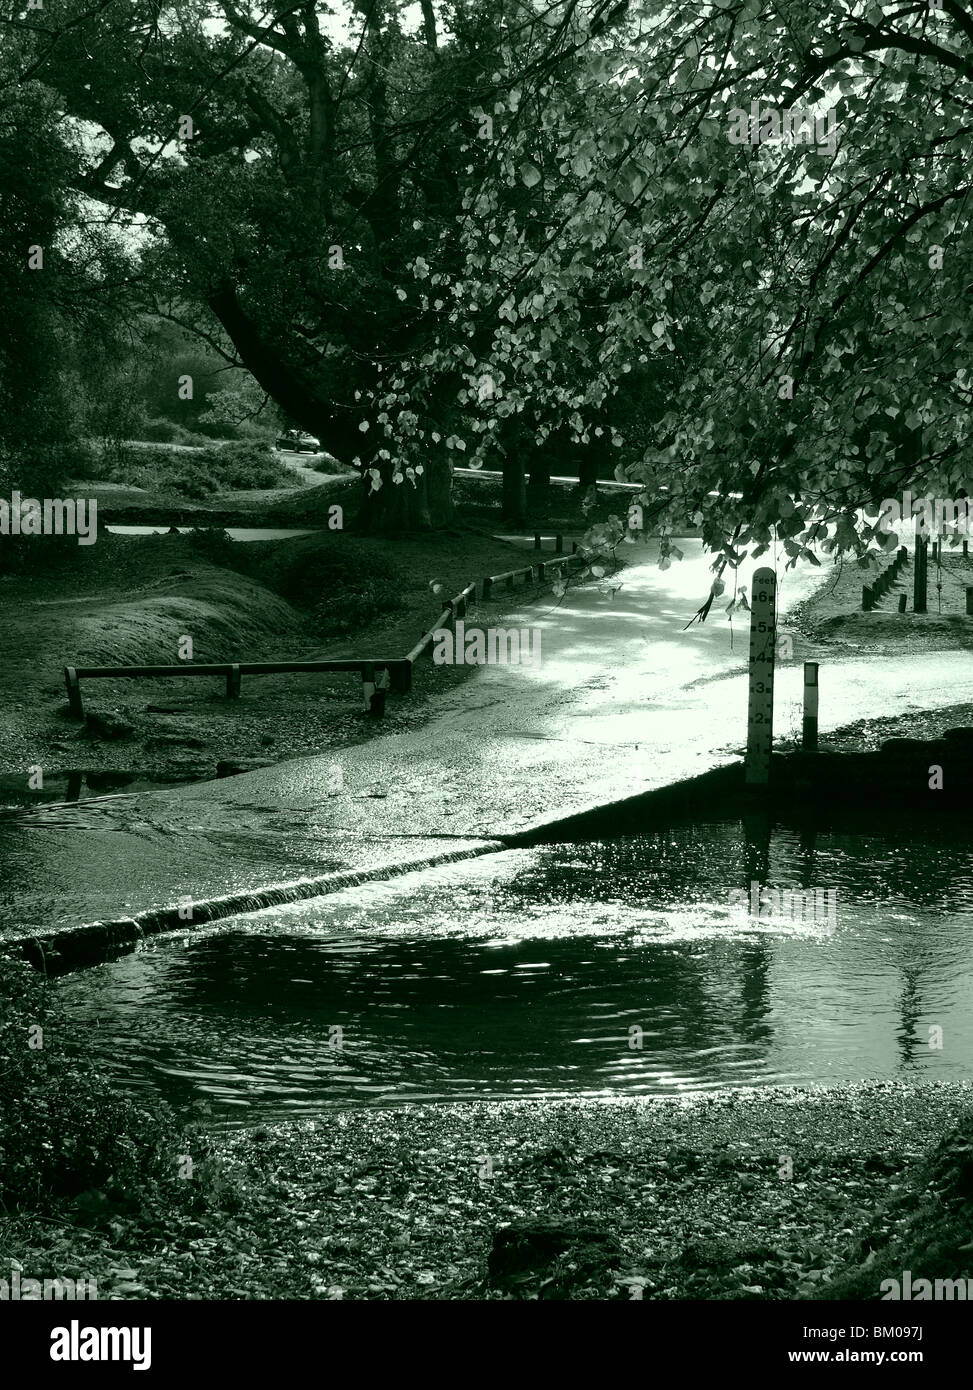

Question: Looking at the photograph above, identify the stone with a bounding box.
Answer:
[487,1218,621,1285]
[216,758,275,777]
[878,738,929,757]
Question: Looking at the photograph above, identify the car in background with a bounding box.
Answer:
[276,428,321,453]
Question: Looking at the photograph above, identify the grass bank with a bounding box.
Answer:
[791,549,973,654]
[0,522,592,792]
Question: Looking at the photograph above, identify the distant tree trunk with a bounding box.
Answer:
[527,448,551,514]
[578,447,598,490]
[500,418,527,525]
[502,454,527,525]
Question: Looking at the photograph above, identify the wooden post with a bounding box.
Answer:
[898,593,907,613]
[914,538,928,614]
[556,535,563,554]
[362,662,375,712]
[371,666,389,718]
[483,577,493,600]
[802,662,819,752]
[745,567,777,788]
[534,532,541,550]
[226,664,241,698]
[389,662,411,694]
[966,588,973,617]
[862,585,873,612]
[964,540,969,560]
[64,666,84,720]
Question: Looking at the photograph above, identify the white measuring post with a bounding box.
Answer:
[745,567,777,787]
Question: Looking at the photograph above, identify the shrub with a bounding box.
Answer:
[136,419,210,447]
[57,439,104,480]
[254,540,404,636]
[187,527,237,566]
[136,416,179,443]
[196,440,291,492]
[0,954,181,1211]
[194,417,243,441]
[309,572,395,636]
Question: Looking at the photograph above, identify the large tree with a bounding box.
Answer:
[2,0,633,528]
[9,2,970,556]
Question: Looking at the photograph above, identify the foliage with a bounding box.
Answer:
[137,417,211,447]
[244,535,404,636]
[4,1,626,527]
[7,2,971,549]
[95,439,291,497]
[195,441,290,491]
[386,0,972,596]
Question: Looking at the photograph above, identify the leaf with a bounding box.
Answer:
[519,162,541,188]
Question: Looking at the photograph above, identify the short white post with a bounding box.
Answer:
[802,662,819,752]
[362,662,375,712]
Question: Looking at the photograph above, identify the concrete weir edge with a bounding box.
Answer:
[6,841,504,976]
[8,735,973,976]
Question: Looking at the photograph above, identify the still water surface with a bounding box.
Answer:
[58,818,973,1126]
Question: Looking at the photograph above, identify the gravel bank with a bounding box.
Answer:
[4,1081,968,1301]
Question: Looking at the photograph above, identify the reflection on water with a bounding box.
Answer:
[0,770,197,812]
[57,817,973,1126]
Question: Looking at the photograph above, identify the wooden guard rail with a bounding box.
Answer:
[482,545,579,599]
[64,547,584,719]
[64,658,411,721]
[862,547,909,611]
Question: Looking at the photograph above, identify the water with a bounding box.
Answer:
[56,817,973,1127]
[105,526,319,541]
[0,770,198,811]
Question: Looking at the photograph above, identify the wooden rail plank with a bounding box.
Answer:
[64,656,413,721]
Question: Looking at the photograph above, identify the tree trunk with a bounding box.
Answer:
[500,418,527,525]
[355,449,453,532]
[527,451,551,515]
[208,282,369,461]
[502,453,527,525]
[578,446,598,490]
[209,281,454,529]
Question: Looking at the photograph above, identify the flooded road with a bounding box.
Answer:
[57,815,973,1125]
[105,525,319,541]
